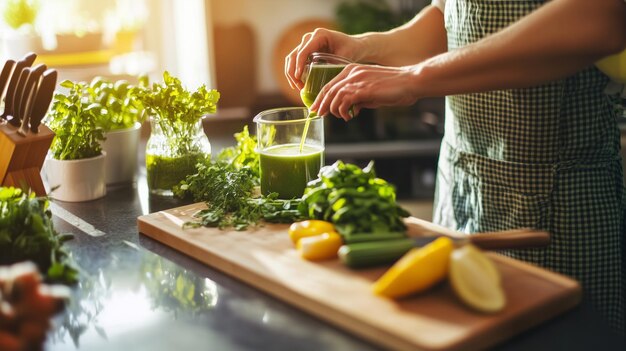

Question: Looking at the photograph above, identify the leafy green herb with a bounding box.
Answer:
[174,127,303,230]
[47,80,106,160]
[0,187,78,284]
[135,71,220,154]
[299,160,410,236]
[216,126,260,179]
[87,76,146,132]
[174,163,303,230]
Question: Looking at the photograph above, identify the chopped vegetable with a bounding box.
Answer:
[297,232,343,261]
[449,244,505,313]
[372,237,453,298]
[338,238,415,268]
[288,220,336,244]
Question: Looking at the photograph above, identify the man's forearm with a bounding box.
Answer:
[411,0,626,98]
[356,5,448,66]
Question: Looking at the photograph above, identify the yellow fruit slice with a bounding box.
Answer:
[297,232,343,261]
[289,220,336,245]
[449,244,506,313]
[372,237,454,299]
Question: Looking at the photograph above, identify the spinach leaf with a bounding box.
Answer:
[299,161,410,236]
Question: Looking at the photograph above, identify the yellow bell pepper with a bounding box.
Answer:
[288,220,336,245]
[297,232,343,261]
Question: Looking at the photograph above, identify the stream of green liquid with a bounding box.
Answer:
[298,64,346,152]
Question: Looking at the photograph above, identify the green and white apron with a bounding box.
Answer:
[432,0,625,331]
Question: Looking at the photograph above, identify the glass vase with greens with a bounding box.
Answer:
[136,71,220,196]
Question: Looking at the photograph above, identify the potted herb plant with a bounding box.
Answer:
[136,71,220,196]
[43,80,106,202]
[1,0,43,58]
[87,77,146,184]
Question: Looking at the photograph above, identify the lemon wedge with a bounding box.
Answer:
[449,244,506,313]
[372,237,454,298]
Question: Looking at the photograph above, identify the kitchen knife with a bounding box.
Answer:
[4,53,37,124]
[17,65,46,136]
[338,229,550,269]
[7,67,30,126]
[0,59,16,120]
[29,69,57,133]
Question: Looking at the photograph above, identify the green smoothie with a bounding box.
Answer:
[299,64,346,152]
[300,64,346,108]
[259,144,324,199]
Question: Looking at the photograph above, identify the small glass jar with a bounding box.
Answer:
[145,117,211,196]
[300,52,352,110]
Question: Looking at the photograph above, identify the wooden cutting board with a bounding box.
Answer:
[137,202,581,351]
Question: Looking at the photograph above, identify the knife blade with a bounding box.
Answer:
[338,229,550,269]
[29,69,57,133]
[17,64,46,136]
[3,52,36,123]
[0,59,16,120]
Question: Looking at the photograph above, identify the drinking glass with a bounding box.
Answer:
[254,107,324,199]
[300,52,352,111]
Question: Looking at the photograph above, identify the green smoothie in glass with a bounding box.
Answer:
[299,54,350,152]
[300,64,347,109]
[259,143,324,199]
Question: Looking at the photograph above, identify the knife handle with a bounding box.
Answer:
[29,69,57,133]
[3,53,36,123]
[0,59,16,116]
[468,229,550,250]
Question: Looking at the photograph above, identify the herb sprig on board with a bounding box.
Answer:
[173,127,304,230]
[0,187,78,284]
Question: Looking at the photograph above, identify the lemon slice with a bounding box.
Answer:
[372,237,454,299]
[449,244,506,313]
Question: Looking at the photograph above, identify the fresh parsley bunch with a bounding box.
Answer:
[0,187,78,284]
[135,71,220,154]
[47,80,105,160]
[174,127,304,230]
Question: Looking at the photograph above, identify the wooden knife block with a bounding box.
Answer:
[0,122,54,196]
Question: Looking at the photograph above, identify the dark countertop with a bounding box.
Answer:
[44,174,625,350]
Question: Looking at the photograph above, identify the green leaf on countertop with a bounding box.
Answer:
[0,187,78,284]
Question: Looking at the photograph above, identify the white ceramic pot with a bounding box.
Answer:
[102,122,141,185]
[43,153,106,202]
[1,32,43,59]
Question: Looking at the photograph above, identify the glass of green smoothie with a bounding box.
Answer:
[300,52,352,110]
[254,107,324,199]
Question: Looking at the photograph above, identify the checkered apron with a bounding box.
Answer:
[432,0,625,331]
